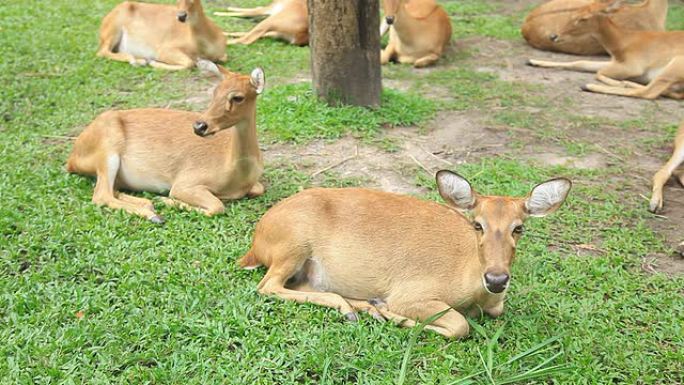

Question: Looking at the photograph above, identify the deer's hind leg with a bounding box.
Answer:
[286,282,386,322]
[650,128,684,213]
[227,18,277,45]
[215,5,271,17]
[70,116,162,222]
[527,59,610,73]
[257,252,357,320]
[585,58,684,99]
[97,8,148,66]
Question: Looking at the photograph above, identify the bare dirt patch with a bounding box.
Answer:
[263,111,510,194]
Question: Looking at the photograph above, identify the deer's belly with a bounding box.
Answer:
[116,157,170,193]
[118,28,157,60]
[634,66,665,85]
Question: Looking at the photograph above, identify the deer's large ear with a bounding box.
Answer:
[602,0,624,13]
[404,0,438,19]
[197,60,226,79]
[250,67,265,94]
[525,178,572,217]
[436,170,476,211]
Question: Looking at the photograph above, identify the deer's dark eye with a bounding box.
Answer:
[513,225,524,234]
[231,95,245,103]
[473,222,483,232]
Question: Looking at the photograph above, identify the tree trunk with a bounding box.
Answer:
[308,0,381,107]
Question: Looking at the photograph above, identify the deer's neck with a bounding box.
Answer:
[228,107,261,167]
[644,0,668,15]
[594,16,624,59]
[189,8,225,56]
[190,8,219,37]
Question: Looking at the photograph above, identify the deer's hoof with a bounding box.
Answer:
[648,199,662,214]
[344,312,359,322]
[149,215,165,224]
[370,311,386,323]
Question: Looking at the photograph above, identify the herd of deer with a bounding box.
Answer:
[65,0,682,338]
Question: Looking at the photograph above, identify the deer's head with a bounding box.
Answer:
[436,171,571,294]
[382,0,438,25]
[554,0,624,42]
[176,0,203,23]
[193,61,265,137]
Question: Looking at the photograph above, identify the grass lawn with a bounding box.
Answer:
[1,0,683,384]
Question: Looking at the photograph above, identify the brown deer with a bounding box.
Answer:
[381,0,452,68]
[216,0,308,46]
[239,171,571,338]
[66,62,266,223]
[527,0,684,100]
[649,122,684,214]
[522,0,667,55]
[98,0,227,70]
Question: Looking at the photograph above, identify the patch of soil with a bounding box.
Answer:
[264,111,510,194]
[642,253,684,276]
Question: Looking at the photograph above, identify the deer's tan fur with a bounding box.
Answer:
[650,122,684,213]
[522,0,667,55]
[217,0,308,46]
[528,1,684,100]
[66,63,265,222]
[98,0,227,70]
[380,0,452,68]
[239,171,571,338]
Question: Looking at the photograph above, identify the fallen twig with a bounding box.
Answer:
[42,135,76,140]
[408,153,433,175]
[310,146,359,178]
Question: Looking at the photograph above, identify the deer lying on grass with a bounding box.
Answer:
[66,62,265,223]
[98,0,227,70]
[522,0,667,55]
[649,122,684,214]
[380,0,452,68]
[527,0,684,100]
[216,0,309,46]
[239,171,571,338]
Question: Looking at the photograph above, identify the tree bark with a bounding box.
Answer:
[308,0,381,107]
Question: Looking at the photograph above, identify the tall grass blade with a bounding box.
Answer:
[396,308,450,385]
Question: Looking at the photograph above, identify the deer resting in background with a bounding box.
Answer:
[66,62,266,222]
[239,171,571,338]
[528,0,684,100]
[522,0,667,55]
[380,0,452,68]
[216,0,309,46]
[650,122,684,214]
[98,0,227,70]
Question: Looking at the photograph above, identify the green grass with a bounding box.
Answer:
[667,0,684,30]
[443,1,525,40]
[259,84,437,143]
[2,0,684,384]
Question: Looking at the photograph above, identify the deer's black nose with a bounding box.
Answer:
[177,11,188,22]
[385,16,395,25]
[193,121,208,136]
[484,272,510,293]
